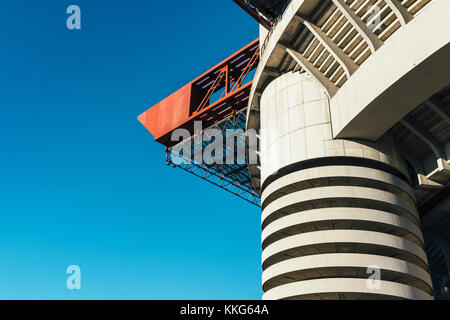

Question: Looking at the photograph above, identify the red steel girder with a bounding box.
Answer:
[138,39,260,147]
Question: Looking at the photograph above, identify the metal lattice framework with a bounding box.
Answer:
[167,109,260,206]
[139,39,261,206]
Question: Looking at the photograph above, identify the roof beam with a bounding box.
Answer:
[294,14,359,78]
[330,0,383,53]
[384,0,413,26]
[400,118,447,159]
[395,140,425,174]
[427,98,450,126]
[281,43,338,97]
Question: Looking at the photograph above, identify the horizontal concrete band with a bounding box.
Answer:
[262,230,429,271]
[262,278,434,300]
[261,165,416,209]
[260,156,411,193]
[261,208,424,249]
[262,253,433,293]
[262,186,420,228]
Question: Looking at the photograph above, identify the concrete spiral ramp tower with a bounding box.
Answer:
[247,0,450,300]
[259,72,432,299]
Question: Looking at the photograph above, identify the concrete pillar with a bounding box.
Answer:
[259,72,433,300]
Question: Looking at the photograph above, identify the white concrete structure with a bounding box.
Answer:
[247,0,450,300]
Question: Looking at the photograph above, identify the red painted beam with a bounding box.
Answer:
[138,39,260,147]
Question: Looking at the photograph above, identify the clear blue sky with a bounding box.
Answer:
[0,0,261,299]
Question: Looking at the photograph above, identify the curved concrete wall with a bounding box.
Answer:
[260,72,409,183]
[259,72,433,300]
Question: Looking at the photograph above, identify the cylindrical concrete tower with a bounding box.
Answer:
[259,72,433,300]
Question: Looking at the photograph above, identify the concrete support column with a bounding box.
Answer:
[259,72,433,300]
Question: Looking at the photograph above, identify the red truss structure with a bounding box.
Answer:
[138,39,261,206]
[138,39,260,148]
